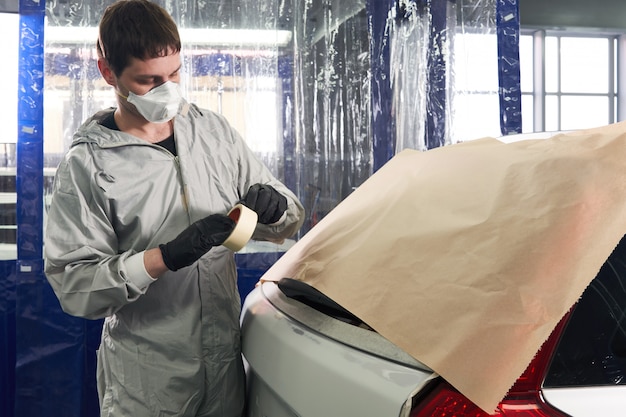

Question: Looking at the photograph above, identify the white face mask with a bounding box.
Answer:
[126,81,184,123]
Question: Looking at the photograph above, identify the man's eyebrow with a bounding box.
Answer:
[135,65,182,80]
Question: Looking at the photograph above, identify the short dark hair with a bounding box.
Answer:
[97,0,181,76]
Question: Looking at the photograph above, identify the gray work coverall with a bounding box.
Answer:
[44,104,305,416]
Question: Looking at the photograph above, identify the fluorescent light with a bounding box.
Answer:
[44,26,98,44]
[44,26,292,47]
[182,28,291,47]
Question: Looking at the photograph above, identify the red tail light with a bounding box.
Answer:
[409,383,494,417]
[410,312,572,417]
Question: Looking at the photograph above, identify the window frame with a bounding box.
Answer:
[520,28,626,133]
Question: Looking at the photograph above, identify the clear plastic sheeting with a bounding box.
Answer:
[293,0,371,231]
[453,0,502,141]
[390,0,500,151]
[175,1,295,187]
[391,1,431,152]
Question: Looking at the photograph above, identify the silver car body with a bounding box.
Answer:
[242,282,435,416]
[542,386,626,416]
[241,281,626,416]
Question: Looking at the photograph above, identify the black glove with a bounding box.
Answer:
[159,214,235,271]
[241,183,288,224]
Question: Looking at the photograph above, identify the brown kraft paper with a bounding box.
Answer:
[260,122,626,412]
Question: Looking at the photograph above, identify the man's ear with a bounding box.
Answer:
[98,58,117,87]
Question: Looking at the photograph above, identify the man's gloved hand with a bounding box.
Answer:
[159,214,235,271]
[241,183,287,224]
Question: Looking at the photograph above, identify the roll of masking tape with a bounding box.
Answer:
[222,203,258,252]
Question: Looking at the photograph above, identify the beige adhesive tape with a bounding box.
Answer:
[222,203,258,252]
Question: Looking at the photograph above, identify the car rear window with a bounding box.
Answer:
[544,235,626,387]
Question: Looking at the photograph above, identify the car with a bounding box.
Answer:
[240,234,626,416]
[240,131,626,417]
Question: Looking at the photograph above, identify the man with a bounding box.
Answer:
[43,0,305,416]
